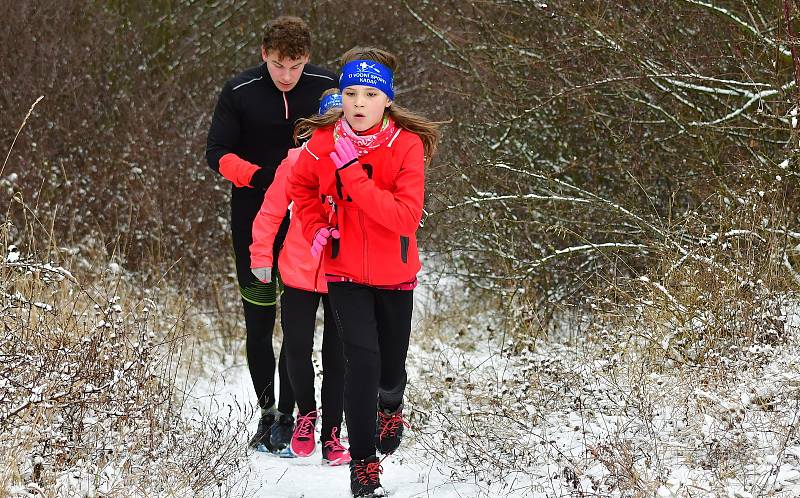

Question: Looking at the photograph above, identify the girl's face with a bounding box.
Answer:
[342,85,392,132]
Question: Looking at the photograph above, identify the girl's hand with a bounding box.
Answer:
[311,226,340,258]
[330,138,359,170]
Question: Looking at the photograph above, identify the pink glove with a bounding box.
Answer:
[311,227,340,258]
[329,138,359,170]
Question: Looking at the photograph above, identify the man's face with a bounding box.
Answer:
[262,48,309,92]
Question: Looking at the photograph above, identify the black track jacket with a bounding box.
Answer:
[206,62,337,203]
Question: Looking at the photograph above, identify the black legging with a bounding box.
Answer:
[231,194,294,413]
[327,282,413,460]
[281,285,345,443]
[242,300,294,413]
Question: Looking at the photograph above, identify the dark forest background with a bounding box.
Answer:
[3,0,799,341]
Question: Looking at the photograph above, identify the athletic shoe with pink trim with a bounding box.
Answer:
[290,410,317,457]
[322,427,351,466]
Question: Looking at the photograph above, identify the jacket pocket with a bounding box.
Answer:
[331,238,340,259]
[400,236,409,264]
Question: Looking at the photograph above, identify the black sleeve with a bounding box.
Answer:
[205,82,240,174]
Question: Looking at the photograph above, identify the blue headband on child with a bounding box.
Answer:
[318,93,342,114]
[338,59,394,100]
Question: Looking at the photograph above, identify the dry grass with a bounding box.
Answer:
[0,212,250,497]
[408,235,800,497]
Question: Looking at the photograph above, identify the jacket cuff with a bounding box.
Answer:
[219,153,260,188]
[250,255,273,269]
[337,158,359,171]
[337,161,367,184]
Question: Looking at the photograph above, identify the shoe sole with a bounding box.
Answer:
[253,443,295,457]
[322,456,351,466]
[272,447,296,458]
[354,487,386,497]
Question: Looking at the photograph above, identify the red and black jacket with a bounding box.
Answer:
[205,62,337,201]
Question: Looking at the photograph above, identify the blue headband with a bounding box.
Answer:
[338,59,394,100]
[318,93,342,114]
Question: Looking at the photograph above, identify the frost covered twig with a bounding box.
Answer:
[676,0,790,57]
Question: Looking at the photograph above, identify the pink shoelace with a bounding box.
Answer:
[378,411,411,440]
[293,410,317,440]
[354,459,383,485]
[324,426,348,453]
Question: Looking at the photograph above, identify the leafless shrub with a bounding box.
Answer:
[411,296,800,496]
[0,211,249,497]
[397,1,800,337]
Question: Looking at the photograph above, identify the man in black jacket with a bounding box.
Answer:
[206,16,337,452]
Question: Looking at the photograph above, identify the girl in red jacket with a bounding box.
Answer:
[250,90,351,465]
[290,47,440,497]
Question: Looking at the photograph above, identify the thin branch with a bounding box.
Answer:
[1,95,44,178]
[445,193,591,211]
[521,243,650,275]
[688,81,795,126]
[783,0,800,108]
[677,0,790,57]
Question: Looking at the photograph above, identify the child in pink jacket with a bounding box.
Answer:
[249,92,350,465]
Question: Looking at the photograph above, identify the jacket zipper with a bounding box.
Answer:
[400,236,409,264]
[359,211,368,283]
[313,255,323,293]
[282,92,289,120]
[315,197,337,292]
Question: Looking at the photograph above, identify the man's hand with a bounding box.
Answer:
[249,167,270,190]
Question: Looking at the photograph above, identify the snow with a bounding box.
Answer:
[191,355,491,498]
[6,244,20,262]
[8,255,797,497]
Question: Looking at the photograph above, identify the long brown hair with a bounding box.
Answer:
[295,47,441,161]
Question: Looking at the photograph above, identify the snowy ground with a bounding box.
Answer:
[193,357,491,498]
[188,284,800,498]
[187,275,512,498]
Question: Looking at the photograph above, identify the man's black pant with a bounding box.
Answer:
[281,285,345,443]
[327,282,413,460]
[231,194,294,413]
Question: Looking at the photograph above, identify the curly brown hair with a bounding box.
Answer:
[295,47,441,161]
[262,16,310,60]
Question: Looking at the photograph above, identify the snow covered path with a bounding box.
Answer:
[244,439,479,498]
[189,294,800,498]
[194,360,491,498]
